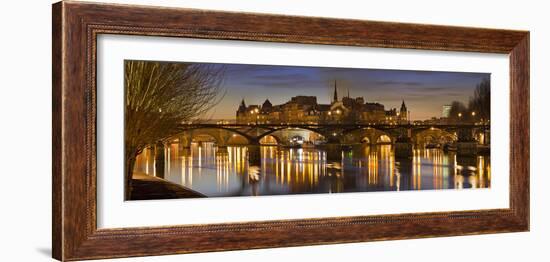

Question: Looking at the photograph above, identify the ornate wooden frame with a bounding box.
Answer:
[52,1,530,261]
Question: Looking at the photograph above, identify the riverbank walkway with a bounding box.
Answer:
[130,172,206,200]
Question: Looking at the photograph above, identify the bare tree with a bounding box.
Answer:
[468,77,491,121]
[448,100,467,122]
[124,60,225,199]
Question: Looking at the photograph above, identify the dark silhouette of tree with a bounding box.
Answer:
[444,77,490,124]
[468,77,491,121]
[124,60,225,199]
[448,101,467,122]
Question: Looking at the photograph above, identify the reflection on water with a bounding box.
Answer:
[134,143,490,197]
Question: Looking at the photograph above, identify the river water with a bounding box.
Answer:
[134,143,490,198]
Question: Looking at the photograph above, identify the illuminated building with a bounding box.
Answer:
[442,104,451,118]
[236,82,408,125]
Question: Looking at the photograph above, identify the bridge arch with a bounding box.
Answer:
[191,133,220,144]
[178,126,255,142]
[259,135,279,145]
[258,127,326,146]
[376,134,392,144]
[258,126,325,139]
[342,127,395,145]
[413,127,457,146]
[174,128,252,148]
[226,133,250,145]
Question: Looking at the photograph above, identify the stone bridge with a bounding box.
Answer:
[169,124,489,148]
[148,124,489,177]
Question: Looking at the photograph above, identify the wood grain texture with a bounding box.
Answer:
[509,35,530,226]
[52,2,63,260]
[52,1,530,261]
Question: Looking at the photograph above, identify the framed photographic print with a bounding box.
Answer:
[52,1,529,261]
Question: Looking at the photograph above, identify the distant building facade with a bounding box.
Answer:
[236,82,409,125]
[442,105,451,118]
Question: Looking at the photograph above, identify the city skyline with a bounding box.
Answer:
[125,59,491,201]
[195,62,490,121]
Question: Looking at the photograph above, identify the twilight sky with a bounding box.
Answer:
[193,62,489,121]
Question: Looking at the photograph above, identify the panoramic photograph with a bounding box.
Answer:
[124,60,491,200]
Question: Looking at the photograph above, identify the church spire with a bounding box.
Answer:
[399,100,408,122]
[238,98,247,112]
[333,81,338,102]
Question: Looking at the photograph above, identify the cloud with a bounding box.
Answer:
[192,61,490,120]
[241,77,318,89]
[372,80,424,87]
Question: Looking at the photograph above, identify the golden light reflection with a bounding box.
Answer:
[198,145,202,176]
[478,156,485,188]
[368,149,378,185]
[131,140,490,197]
[166,146,170,175]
